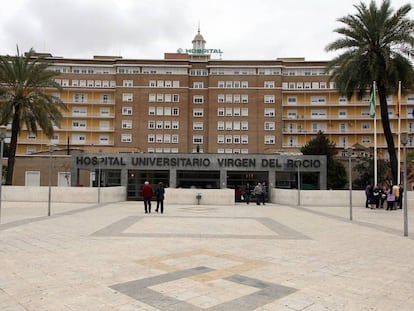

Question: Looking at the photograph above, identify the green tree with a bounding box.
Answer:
[0,48,66,185]
[325,0,414,185]
[353,158,391,189]
[300,131,347,189]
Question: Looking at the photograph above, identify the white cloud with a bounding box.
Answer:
[0,0,413,61]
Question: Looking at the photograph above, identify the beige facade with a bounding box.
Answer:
[7,31,414,159]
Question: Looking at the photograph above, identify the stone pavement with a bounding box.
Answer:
[1,200,414,310]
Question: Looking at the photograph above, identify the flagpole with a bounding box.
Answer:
[373,82,378,186]
[369,82,378,186]
[397,81,402,185]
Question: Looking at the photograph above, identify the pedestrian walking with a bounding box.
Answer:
[253,182,263,205]
[155,182,165,213]
[142,181,153,213]
[244,183,251,204]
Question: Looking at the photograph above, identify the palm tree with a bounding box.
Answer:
[326,0,414,185]
[0,48,66,185]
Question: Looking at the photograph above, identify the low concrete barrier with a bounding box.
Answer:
[164,188,234,205]
[0,186,411,207]
[1,186,126,203]
[272,188,413,207]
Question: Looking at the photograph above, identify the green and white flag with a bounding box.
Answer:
[369,82,376,119]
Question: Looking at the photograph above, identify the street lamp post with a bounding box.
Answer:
[296,159,301,206]
[0,126,7,223]
[347,148,354,221]
[401,135,408,237]
[97,156,103,204]
[48,144,56,216]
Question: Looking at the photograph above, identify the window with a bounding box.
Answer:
[338,110,347,118]
[311,110,327,118]
[72,120,86,129]
[225,108,232,116]
[218,95,225,103]
[100,107,110,116]
[172,121,179,129]
[172,81,180,88]
[218,81,225,88]
[193,95,204,104]
[149,94,156,102]
[264,136,275,144]
[193,108,204,117]
[157,80,164,87]
[225,121,233,130]
[241,81,248,88]
[241,95,248,103]
[122,107,133,115]
[171,135,179,143]
[122,120,132,129]
[173,94,180,102]
[71,80,78,87]
[233,81,240,88]
[156,94,164,102]
[217,121,225,130]
[28,132,37,140]
[121,134,132,143]
[241,108,248,117]
[148,134,155,143]
[101,94,110,103]
[73,94,87,103]
[122,93,133,102]
[264,122,275,130]
[264,81,275,88]
[310,96,326,104]
[225,95,233,103]
[156,107,164,115]
[149,80,156,87]
[148,121,155,129]
[241,122,249,130]
[241,135,248,144]
[99,121,110,130]
[287,97,297,104]
[264,108,275,117]
[233,108,241,116]
[72,107,87,116]
[99,135,109,144]
[233,95,240,103]
[72,134,86,144]
[164,121,171,129]
[218,108,225,116]
[217,135,224,144]
[233,121,240,130]
[233,135,240,144]
[264,95,275,103]
[148,107,156,115]
[164,107,171,115]
[164,94,172,102]
[193,122,203,130]
[193,136,203,144]
[226,81,233,88]
[156,121,163,129]
[193,82,204,88]
[172,107,179,116]
[225,135,232,144]
[165,81,172,88]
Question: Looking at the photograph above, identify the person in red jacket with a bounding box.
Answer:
[142,181,153,213]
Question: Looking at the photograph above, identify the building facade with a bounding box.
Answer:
[6,30,413,158]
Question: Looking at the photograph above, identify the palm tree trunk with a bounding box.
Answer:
[378,84,398,185]
[5,106,20,185]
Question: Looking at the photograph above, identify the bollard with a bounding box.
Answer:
[196,193,202,205]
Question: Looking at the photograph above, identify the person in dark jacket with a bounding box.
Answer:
[142,181,153,213]
[155,182,165,213]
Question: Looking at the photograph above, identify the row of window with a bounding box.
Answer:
[286,108,400,119]
[56,79,116,88]
[53,65,324,77]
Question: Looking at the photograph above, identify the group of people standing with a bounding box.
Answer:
[365,182,404,210]
[242,182,267,205]
[142,181,165,214]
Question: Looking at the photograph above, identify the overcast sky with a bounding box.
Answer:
[1,0,413,61]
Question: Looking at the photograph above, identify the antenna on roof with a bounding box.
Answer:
[198,21,201,34]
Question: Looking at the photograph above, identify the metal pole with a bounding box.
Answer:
[48,147,53,216]
[0,139,3,223]
[98,161,101,204]
[349,154,353,221]
[297,160,301,206]
[403,143,408,236]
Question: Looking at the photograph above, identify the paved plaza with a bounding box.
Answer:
[1,200,414,310]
